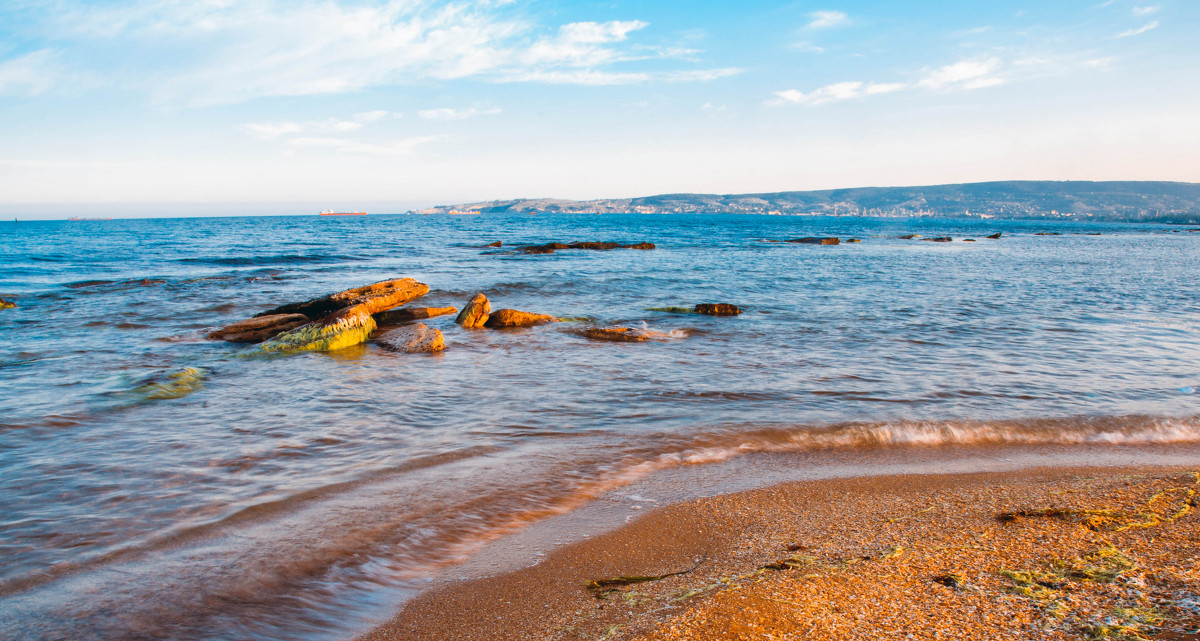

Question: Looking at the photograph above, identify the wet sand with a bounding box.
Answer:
[360,462,1200,641]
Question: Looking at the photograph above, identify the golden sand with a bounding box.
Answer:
[361,467,1200,641]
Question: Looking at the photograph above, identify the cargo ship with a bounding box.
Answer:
[319,210,366,216]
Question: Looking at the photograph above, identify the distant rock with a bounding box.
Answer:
[846,238,861,243]
[484,241,502,248]
[1034,232,1062,236]
[520,241,655,254]
[985,232,1002,239]
[455,293,491,328]
[787,237,840,245]
[375,306,457,325]
[208,313,309,343]
[963,239,976,242]
[255,278,429,319]
[646,306,695,314]
[377,323,445,353]
[484,309,558,328]
[695,303,741,316]
[898,234,920,239]
[922,237,953,242]
[259,305,377,353]
[0,298,15,310]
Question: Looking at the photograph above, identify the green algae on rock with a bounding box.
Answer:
[258,308,377,353]
[0,298,15,310]
[132,367,207,400]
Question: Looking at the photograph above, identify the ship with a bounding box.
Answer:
[318,210,367,216]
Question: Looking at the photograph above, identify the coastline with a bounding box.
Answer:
[359,451,1200,641]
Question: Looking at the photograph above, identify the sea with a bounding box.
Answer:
[1,213,1198,641]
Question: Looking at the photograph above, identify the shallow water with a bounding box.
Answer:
[1,214,1199,640]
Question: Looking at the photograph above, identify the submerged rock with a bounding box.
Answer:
[131,367,206,400]
[0,298,15,310]
[484,241,502,248]
[963,239,976,242]
[377,323,445,353]
[569,242,623,250]
[898,234,921,240]
[575,327,650,342]
[787,237,840,245]
[694,303,741,316]
[256,278,429,319]
[259,306,377,353]
[207,313,309,343]
[922,237,953,242]
[647,306,695,314]
[985,232,1002,239]
[846,238,862,243]
[375,306,457,325]
[455,293,491,328]
[484,309,558,328]
[624,242,656,250]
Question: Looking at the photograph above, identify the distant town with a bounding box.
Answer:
[413,180,1200,224]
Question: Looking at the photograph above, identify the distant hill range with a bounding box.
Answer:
[415,180,1200,223]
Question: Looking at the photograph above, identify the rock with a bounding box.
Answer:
[963,239,976,242]
[484,241,502,248]
[1035,232,1062,236]
[484,309,558,328]
[208,313,309,343]
[695,303,741,316]
[985,232,1002,239]
[575,327,649,342]
[258,305,377,353]
[0,298,15,310]
[375,306,457,325]
[922,237,953,242]
[787,237,840,245]
[520,241,655,253]
[256,278,429,319]
[569,242,622,250]
[898,234,920,239]
[377,323,445,353]
[845,238,861,243]
[455,293,491,328]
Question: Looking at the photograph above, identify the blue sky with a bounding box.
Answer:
[1,0,1197,216]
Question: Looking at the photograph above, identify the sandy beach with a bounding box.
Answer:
[361,464,1200,641]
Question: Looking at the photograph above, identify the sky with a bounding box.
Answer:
[1,0,1198,216]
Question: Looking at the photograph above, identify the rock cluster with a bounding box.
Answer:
[787,237,840,245]
[454,292,558,329]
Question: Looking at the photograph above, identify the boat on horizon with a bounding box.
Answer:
[318,210,367,216]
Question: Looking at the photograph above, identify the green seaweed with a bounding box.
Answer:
[258,313,376,353]
[645,306,695,314]
[132,367,206,400]
[587,558,704,597]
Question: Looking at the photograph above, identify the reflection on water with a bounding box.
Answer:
[1,214,1199,640]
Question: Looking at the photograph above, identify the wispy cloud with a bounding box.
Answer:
[15,2,731,106]
[769,57,1005,107]
[241,111,400,139]
[1132,5,1161,16]
[418,105,502,120]
[918,58,1004,90]
[0,50,69,96]
[789,41,826,53]
[805,10,849,30]
[1117,21,1158,37]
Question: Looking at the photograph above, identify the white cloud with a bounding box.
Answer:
[23,3,725,105]
[241,110,401,139]
[288,135,438,155]
[0,49,67,96]
[918,58,1004,90]
[353,110,390,123]
[241,122,304,139]
[418,105,502,120]
[789,41,826,53]
[1132,5,1161,16]
[805,10,848,30]
[769,81,908,106]
[1117,21,1158,37]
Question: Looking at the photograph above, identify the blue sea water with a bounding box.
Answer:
[1,213,1198,640]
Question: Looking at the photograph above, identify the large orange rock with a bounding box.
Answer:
[208,313,310,343]
[377,323,445,353]
[455,293,491,328]
[694,303,741,316]
[484,309,557,328]
[375,306,457,326]
[256,278,429,319]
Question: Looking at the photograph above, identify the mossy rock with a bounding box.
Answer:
[259,308,377,353]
